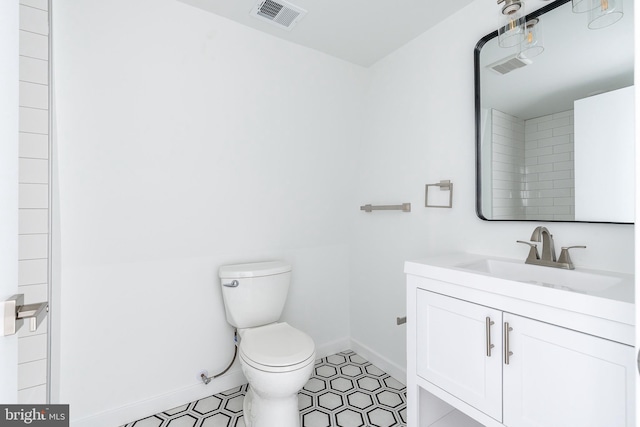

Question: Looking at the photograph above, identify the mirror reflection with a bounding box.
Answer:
[475,0,634,223]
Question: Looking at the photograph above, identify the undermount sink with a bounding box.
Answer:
[455,257,630,297]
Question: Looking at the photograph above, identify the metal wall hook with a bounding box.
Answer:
[2,294,48,336]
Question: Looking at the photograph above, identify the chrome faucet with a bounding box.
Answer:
[517,226,586,270]
[531,226,556,262]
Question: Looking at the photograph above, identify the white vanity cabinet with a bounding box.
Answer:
[406,254,636,427]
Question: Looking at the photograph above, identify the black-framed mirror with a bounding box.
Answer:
[475,0,634,223]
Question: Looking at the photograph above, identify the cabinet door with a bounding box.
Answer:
[503,313,636,427]
[416,290,503,421]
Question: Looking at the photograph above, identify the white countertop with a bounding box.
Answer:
[405,252,635,329]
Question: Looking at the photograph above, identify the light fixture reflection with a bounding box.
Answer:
[572,0,598,13]
[518,18,544,59]
[588,0,624,29]
[498,0,526,48]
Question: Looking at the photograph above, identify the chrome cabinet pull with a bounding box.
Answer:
[485,317,495,357]
[504,322,514,365]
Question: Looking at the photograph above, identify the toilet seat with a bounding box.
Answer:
[239,322,315,373]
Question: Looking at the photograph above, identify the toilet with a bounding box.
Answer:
[219,261,316,427]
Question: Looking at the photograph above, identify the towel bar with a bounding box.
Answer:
[360,203,411,213]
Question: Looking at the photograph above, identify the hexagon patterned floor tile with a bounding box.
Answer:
[122,350,406,427]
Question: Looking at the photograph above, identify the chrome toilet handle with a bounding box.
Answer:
[223,280,240,288]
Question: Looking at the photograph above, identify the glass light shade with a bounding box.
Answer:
[572,0,598,13]
[588,0,624,29]
[498,1,526,48]
[518,18,544,59]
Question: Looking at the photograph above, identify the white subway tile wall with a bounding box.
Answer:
[491,110,526,219]
[19,31,48,60]
[19,158,49,183]
[19,107,48,133]
[18,0,49,403]
[19,81,48,109]
[20,0,49,10]
[18,234,48,260]
[19,209,48,234]
[18,259,48,285]
[19,4,49,35]
[19,57,48,86]
[491,109,575,220]
[524,110,575,221]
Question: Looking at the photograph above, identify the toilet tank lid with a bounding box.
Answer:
[219,261,291,279]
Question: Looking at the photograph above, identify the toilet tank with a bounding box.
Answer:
[219,261,292,329]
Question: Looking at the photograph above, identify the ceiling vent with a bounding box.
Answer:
[486,54,532,75]
[250,0,307,31]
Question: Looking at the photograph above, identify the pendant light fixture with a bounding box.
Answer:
[518,18,544,59]
[588,0,624,29]
[497,0,526,48]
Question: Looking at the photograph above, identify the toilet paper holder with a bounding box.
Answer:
[2,294,48,336]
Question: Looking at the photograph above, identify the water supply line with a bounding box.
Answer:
[200,329,238,385]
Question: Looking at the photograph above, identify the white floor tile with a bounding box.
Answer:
[122,351,406,427]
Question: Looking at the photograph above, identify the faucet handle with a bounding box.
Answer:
[557,246,586,269]
[517,240,540,263]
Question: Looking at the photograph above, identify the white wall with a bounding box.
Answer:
[52,1,366,425]
[350,0,635,380]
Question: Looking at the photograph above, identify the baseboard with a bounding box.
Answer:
[314,336,351,359]
[70,336,394,427]
[349,338,407,385]
[71,368,247,427]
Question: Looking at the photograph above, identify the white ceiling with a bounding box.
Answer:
[177,0,476,67]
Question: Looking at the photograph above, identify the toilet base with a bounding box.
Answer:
[243,386,300,427]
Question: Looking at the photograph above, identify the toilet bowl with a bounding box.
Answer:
[218,261,316,427]
[238,322,315,427]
